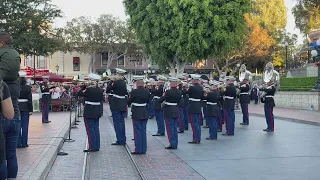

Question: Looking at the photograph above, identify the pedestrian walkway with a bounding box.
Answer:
[17,112,73,179]
[246,104,320,125]
[105,106,205,180]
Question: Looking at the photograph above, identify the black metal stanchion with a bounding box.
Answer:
[65,97,76,142]
[76,101,82,122]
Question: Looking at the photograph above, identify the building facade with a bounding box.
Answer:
[47,51,90,77]
[94,52,214,80]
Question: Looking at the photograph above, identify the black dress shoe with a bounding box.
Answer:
[203,125,209,128]
[132,138,134,140]
[83,149,92,152]
[111,142,125,145]
[240,123,249,125]
[152,133,165,136]
[165,146,177,149]
[188,141,200,144]
[206,137,217,140]
[266,129,274,132]
[131,151,142,155]
[218,130,222,132]
[263,129,268,131]
[178,131,184,133]
[222,133,233,136]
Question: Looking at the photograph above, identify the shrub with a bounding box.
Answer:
[279,77,318,91]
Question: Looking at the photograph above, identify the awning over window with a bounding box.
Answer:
[73,57,80,63]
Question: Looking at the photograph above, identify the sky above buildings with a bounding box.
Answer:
[52,0,303,43]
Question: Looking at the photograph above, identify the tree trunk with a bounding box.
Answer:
[176,61,187,76]
[92,52,96,73]
[168,62,176,77]
[88,53,93,73]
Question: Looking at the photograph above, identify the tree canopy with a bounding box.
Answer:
[0,0,62,56]
[124,0,251,76]
[59,14,136,72]
[292,2,320,34]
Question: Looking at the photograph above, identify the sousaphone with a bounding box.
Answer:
[259,62,280,98]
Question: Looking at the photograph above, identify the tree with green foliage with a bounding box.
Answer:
[292,1,320,35]
[124,0,251,76]
[59,14,136,73]
[0,0,62,56]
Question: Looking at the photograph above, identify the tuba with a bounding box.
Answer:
[258,62,280,99]
[239,64,252,83]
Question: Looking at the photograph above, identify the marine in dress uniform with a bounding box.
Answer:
[204,81,220,140]
[261,81,276,132]
[106,68,128,145]
[151,76,166,136]
[178,74,189,131]
[239,78,250,125]
[78,73,103,152]
[177,81,185,133]
[146,82,155,119]
[17,72,33,148]
[40,76,52,123]
[218,81,225,132]
[222,76,237,136]
[187,74,204,144]
[158,77,181,149]
[128,76,150,154]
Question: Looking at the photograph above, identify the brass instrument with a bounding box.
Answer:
[237,64,253,95]
[258,62,280,100]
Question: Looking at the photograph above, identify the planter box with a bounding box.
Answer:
[274,91,320,111]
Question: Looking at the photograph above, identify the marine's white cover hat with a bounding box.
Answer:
[132,75,144,81]
[225,76,236,81]
[157,75,167,81]
[190,74,201,80]
[88,73,101,81]
[168,77,179,82]
[19,71,27,77]
[210,81,220,86]
[115,68,126,74]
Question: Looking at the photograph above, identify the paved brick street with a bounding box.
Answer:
[17,111,73,179]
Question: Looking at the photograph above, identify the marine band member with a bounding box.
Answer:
[40,76,53,123]
[151,76,166,136]
[239,78,250,125]
[158,77,182,149]
[222,76,237,136]
[260,80,276,132]
[128,76,150,154]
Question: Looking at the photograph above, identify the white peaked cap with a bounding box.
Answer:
[168,77,179,82]
[225,76,236,81]
[19,71,27,77]
[88,73,101,81]
[132,75,144,81]
[190,74,201,80]
[115,68,126,74]
[210,81,220,86]
[157,75,167,81]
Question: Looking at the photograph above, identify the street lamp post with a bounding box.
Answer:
[55,65,60,75]
[284,42,289,70]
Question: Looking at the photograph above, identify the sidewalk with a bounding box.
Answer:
[243,104,320,126]
[17,111,74,180]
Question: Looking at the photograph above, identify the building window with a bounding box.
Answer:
[38,56,45,68]
[73,63,80,71]
[118,55,125,67]
[73,57,80,71]
[101,52,108,66]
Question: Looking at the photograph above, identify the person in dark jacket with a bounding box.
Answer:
[78,73,103,152]
[260,81,276,132]
[106,68,128,145]
[187,74,204,144]
[17,72,33,148]
[128,76,150,154]
[239,78,250,125]
[251,84,259,104]
[204,81,220,140]
[222,76,237,136]
[0,75,15,180]
[159,77,182,149]
[151,75,166,136]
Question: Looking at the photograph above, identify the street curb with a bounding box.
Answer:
[235,111,320,127]
[23,114,75,180]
